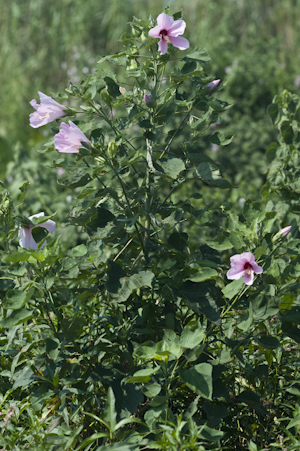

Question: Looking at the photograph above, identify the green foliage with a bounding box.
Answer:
[1,4,300,451]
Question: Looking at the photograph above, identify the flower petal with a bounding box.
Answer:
[158,38,168,55]
[18,227,38,250]
[54,121,90,153]
[251,262,263,274]
[168,19,186,36]
[227,267,245,280]
[36,219,56,235]
[148,25,162,38]
[156,13,174,30]
[241,252,256,263]
[168,36,190,51]
[243,271,254,285]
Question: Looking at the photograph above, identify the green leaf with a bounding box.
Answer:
[18,181,30,205]
[286,413,300,430]
[237,390,267,415]
[183,396,200,420]
[267,102,279,125]
[74,433,110,451]
[13,367,36,389]
[4,288,34,310]
[183,47,210,64]
[237,303,253,331]
[105,76,121,98]
[4,250,31,262]
[125,366,160,383]
[180,325,205,349]
[209,132,235,146]
[188,267,218,282]
[180,281,221,324]
[243,200,266,224]
[115,271,154,303]
[195,162,231,188]
[157,157,185,179]
[179,363,213,399]
[199,424,224,441]
[58,168,92,188]
[0,309,32,328]
[168,232,188,251]
[251,294,280,320]
[142,383,161,398]
[104,387,117,432]
[206,233,233,251]
[222,278,244,300]
[255,335,280,349]
[46,337,60,360]
[72,244,87,257]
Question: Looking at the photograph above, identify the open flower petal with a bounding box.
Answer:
[168,20,186,36]
[168,36,190,51]
[54,121,91,153]
[243,271,254,285]
[251,262,263,274]
[227,267,246,280]
[156,13,174,29]
[29,92,66,128]
[19,227,38,250]
[158,38,168,55]
[19,212,56,250]
[148,25,162,38]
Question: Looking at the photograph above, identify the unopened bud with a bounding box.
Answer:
[119,86,126,94]
[272,225,292,242]
[143,93,152,105]
[207,79,221,92]
[279,226,292,237]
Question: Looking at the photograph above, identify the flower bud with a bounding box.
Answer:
[207,79,220,92]
[272,226,292,242]
[119,86,126,94]
[143,93,152,105]
[279,226,292,237]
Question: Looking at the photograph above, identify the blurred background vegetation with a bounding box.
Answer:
[1,0,300,193]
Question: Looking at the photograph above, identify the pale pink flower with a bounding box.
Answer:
[54,121,91,153]
[29,92,66,128]
[207,79,220,92]
[18,212,56,250]
[279,226,292,237]
[143,93,152,104]
[56,167,65,175]
[227,252,263,286]
[148,13,189,55]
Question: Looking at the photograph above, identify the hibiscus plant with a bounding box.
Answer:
[1,10,300,451]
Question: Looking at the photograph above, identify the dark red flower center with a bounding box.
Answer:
[160,29,168,37]
[244,262,252,271]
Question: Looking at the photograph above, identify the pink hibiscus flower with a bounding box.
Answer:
[227,252,263,286]
[18,212,56,250]
[148,13,190,55]
[54,121,91,153]
[29,92,66,128]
